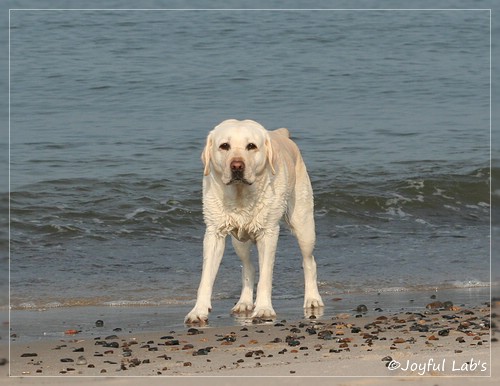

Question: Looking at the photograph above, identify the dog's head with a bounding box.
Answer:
[202,119,276,185]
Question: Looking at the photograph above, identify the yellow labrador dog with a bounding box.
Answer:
[185,119,324,324]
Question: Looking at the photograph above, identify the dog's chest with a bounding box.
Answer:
[204,178,288,241]
[220,197,266,241]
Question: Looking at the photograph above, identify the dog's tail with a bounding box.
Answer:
[273,128,290,138]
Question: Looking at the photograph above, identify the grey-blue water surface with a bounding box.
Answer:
[5,7,491,314]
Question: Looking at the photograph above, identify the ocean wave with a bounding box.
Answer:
[314,167,490,225]
[7,167,490,246]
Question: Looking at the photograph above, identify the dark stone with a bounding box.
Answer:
[356,304,368,313]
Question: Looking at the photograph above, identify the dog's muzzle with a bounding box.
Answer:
[228,159,252,185]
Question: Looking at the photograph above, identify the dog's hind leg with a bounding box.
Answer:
[288,173,324,311]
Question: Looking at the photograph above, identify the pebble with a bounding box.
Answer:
[220,333,236,342]
[20,353,38,357]
[443,301,454,310]
[317,330,333,340]
[356,305,368,313]
[410,324,429,332]
[95,320,104,327]
[60,358,74,363]
[76,356,87,365]
[193,348,209,356]
[426,301,444,309]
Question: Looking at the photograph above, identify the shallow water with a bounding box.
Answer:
[4,8,491,312]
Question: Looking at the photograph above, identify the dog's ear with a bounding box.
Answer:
[201,132,213,176]
[265,134,276,175]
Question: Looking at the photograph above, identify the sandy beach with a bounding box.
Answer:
[2,297,497,385]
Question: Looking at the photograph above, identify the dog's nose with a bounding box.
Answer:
[230,159,245,172]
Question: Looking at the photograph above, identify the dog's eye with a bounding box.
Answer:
[246,143,257,151]
[219,143,230,151]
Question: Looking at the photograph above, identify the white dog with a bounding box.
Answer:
[185,119,324,324]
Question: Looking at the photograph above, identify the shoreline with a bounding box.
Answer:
[8,286,491,343]
[7,303,493,377]
[2,287,498,384]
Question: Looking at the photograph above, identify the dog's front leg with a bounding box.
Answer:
[252,226,279,319]
[185,230,225,324]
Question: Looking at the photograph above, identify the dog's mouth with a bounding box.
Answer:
[227,171,252,185]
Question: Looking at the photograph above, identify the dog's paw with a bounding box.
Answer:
[251,306,276,320]
[231,301,254,314]
[184,306,210,325]
[304,296,325,309]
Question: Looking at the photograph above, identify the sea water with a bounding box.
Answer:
[3,7,492,325]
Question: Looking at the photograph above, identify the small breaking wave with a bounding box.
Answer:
[9,280,492,311]
[314,167,490,225]
[8,167,490,246]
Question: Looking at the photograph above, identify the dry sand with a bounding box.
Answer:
[2,301,497,385]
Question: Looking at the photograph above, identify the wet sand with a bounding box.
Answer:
[5,302,495,381]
